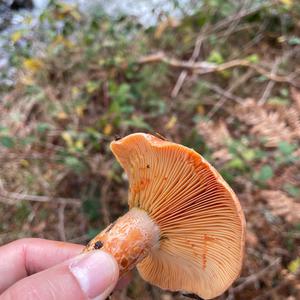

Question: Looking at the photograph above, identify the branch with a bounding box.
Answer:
[207,69,254,118]
[57,203,66,241]
[138,52,300,86]
[205,82,245,104]
[230,258,281,294]
[171,29,206,98]
[0,190,81,206]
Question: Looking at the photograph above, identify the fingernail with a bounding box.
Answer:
[69,251,119,300]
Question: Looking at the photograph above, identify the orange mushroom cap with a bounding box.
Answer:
[85,133,245,299]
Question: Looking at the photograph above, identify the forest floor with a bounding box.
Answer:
[0,1,300,299]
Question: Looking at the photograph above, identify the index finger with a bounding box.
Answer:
[0,238,84,293]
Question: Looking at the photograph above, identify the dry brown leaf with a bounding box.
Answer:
[197,119,231,149]
[31,221,46,233]
[291,87,300,111]
[154,17,179,39]
[261,190,300,224]
[211,148,232,164]
[270,165,300,189]
[235,98,298,147]
[246,230,258,247]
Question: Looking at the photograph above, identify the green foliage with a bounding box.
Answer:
[0,136,15,148]
[246,54,260,63]
[64,156,86,173]
[207,50,224,64]
[284,184,300,198]
[275,141,299,165]
[288,257,300,274]
[15,203,31,225]
[288,36,300,45]
[254,165,274,182]
[1,2,300,298]
[278,141,296,155]
[83,196,101,222]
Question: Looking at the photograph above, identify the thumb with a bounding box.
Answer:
[1,251,119,300]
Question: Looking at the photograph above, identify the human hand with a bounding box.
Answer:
[0,238,119,299]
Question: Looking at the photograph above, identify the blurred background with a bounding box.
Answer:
[0,0,300,299]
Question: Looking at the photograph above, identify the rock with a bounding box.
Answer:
[10,0,34,10]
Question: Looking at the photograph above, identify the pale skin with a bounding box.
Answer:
[0,238,128,300]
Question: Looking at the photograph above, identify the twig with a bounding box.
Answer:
[230,258,281,295]
[221,0,252,43]
[204,82,244,104]
[207,1,275,34]
[252,269,300,300]
[257,60,279,105]
[167,1,277,98]
[57,203,66,241]
[138,52,299,86]
[100,182,111,226]
[207,69,254,119]
[0,190,81,206]
[258,47,300,105]
[171,31,206,98]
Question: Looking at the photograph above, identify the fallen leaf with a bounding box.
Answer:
[23,58,44,73]
[75,104,85,117]
[20,74,35,85]
[261,190,300,224]
[61,131,73,148]
[246,230,258,247]
[31,221,46,233]
[57,111,68,120]
[291,87,300,111]
[288,257,300,274]
[154,17,179,39]
[280,0,293,8]
[165,115,177,129]
[103,124,113,135]
[11,31,22,43]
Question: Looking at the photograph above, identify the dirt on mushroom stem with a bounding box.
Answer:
[83,208,160,276]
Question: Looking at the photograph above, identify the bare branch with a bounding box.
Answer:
[171,31,206,98]
[0,190,81,206]
[204,82,244,105]
[258,47,300,105]
[230,258,281,295]
[57,203,66,241]
[138,52,300,86]
[207,69,254,119]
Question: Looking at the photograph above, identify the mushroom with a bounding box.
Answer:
[83,133,245,299]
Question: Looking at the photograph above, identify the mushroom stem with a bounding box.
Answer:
[83,208,160,276]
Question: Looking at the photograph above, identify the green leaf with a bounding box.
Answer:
[123,116,151,129]
[246,54,259,63]
[0,126,9,133]
[226,158,245,170]
[280,88,289,97]
[83,197,101,222]
[37,122,52,133]
[278,141,296,155]
[284,184,300,198]
[255,165,273,181]
[64,156,85,172]
[20,136,36,145]
[267,97,289,106]
[242,149,256,161]
[0,136,15,148]
[288,257,300,274]
[288,36,300,46]
[207,50,224,64]
[86,81,99,93]
[87,228,101,239]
